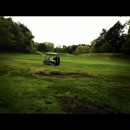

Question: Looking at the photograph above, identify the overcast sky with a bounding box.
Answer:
[4,16,130,47]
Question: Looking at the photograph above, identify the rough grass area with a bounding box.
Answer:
[0,52,130,114]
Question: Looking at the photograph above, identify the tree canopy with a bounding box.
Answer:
[0,17,34,53]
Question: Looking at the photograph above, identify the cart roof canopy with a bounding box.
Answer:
[46,52,58,55]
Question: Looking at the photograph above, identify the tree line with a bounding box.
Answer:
[0,17,130,55]
[31,20,130,56]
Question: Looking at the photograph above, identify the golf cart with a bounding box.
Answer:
[43,52,60,66]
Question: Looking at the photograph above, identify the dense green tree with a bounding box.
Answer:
[18,22,34,53]
[95,21,125,53]
[71,45,78,54]
[62,45,68,53]
[121,38,130,55]
[99,42,114,53]
[54,45,63,52]
[66,46,71,54]
[89,38,97,53]
[37,43,48,52]
[43,42,54,52]
[32,42,39,51]
[105,21,125,52]
[121,20,130,55]
[11,21,24,52]
[95,29,107,52]
[0,17,34,53]
[0,17,15,51]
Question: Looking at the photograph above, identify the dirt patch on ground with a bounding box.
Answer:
[56,96,117,114]
[34,71,97,78]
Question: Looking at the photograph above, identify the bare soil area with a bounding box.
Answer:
[34,71,97,78]
[56,96,117,114]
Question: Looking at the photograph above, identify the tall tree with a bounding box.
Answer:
[11,21,24,52]
[43,42,54,52]
[95,21,125,53]
[37,43,48,52]
[32,42,39,51]
[62,45,68,53]
[95,29,107,52]
[121,20,130,55]
[18,22,34,53]
[99,42,113,53]
[0,17,15,51]
[54,45,63,53]
[71,45,78,54]
[89,38,97,53]
[105,21,125,52]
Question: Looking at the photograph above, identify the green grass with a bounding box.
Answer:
[0,52,130,114]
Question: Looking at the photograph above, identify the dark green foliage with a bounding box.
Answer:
[121,37,130,55]
[65,45,78,54]
[43,42,54,52]
[95,29,107,52]
[0,17,16,52]
[105,21,125,53]
[0,17,34,53]
[89,38,97,53]
[94,21,126,53]
[54,46,63,53]
[37,43,48,52]
[99,42,114,53]
[121,21,130,55]
[71,45,78,54]
[62,45,68,53]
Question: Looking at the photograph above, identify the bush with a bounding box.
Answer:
[99,43,114,53]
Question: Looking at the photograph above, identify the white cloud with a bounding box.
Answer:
[4,16,130,47]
